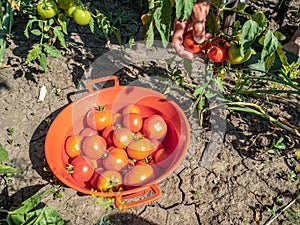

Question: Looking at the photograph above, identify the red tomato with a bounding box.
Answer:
[183,30,207,54]
[113,113,122,125]
[69,155,94,182]
[124,165,154,189]
[154,148,172,168]
[207,38,230,62]
[65,135,83,158]
[103,148,129,171]
[89,167,105,189]
[122,105,141,115]
[86,105,113,131]
[96,170,123,191]
[143,115,167,140]
[122,113,143,132]
[82,135,107,159]
[102,125,115,147]
[127,138,153,160]
[79,127,98,137]
[112,127,133,148]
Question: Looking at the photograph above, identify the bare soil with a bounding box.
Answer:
[0,0,299,224]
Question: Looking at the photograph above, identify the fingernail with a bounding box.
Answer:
[194,36,204,43]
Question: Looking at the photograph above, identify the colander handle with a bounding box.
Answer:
[115,185,161,209]
[86,76,120,93]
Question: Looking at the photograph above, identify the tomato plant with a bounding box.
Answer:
[37,0,58,19]
[103,147,128,171]
[82,135,107,159]
[68,155,94,182]
[73,8,91,26]
[143,115,167,140]
[124,164,154,189]
[112,127,133,148]
[86,105,113,131]
[127,137,153,160]
[57,0,74,10]
[64,135,83,158]
[96,170,123,191]
[122,113,143,133]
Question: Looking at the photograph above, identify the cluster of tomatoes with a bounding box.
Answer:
[37,0,91,26]
[64,104,172,192]
[183,30,252,64]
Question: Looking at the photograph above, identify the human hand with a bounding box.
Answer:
[172,0,211,59]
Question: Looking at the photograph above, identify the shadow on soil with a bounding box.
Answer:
[106,212,159,225]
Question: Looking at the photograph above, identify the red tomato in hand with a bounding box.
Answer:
[124,165,154,189]
[183,30,207,54]
[103,148,129,171]
[122,113,143,132]
[112,127,133,148]
[86,105,113,131]
[143,115,167,140]
[65,135,83,158]
[127,138,153,160]
[82,135,107,159]
[69,155,94,182]
[96,170,123,191]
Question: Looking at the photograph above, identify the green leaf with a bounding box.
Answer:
[39,52,47,72]
[175,0,195,21]
[89,17,95,34]
[53,26,66,48]
[264,51,275,71]
[0,144,8,161]
[251,10,267,27]
[31,29,42,36]
[57,14,68,34]
[27,45,40,62]
[211,0,223,8]
[153,0,172,48]
[0,164,22,174]
[276,44,288,67]
[142,13,154,48]
[241,20,260,57]
[206,10,216,34]
[25,206,64,225]
[43,43,62,58]
[274,31,286,41]
[261,30,278,68]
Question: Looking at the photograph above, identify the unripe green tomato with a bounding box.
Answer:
[66,4,77,17]
[73,8,91,26]
[227,45,252,64]
[37,0,58,19]
[57,0,74,9]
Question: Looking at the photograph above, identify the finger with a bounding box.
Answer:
[193,20,206,43]
[192,1,210,43]
[173,43,198,60]
[172,20,187,46]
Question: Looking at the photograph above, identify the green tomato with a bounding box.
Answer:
[73,9,91,26]
[66,4,77,17]
[227,45,252,64]
[57,0,74,9]
[37,0,58,19]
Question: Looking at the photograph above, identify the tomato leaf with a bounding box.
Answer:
[276,44,288,67]
[175,0,195,21]
[39,52,47,72]
[0,164,22,174]
[0,144,8,161]
[89,17,95,34]
[25,206,64,225]
[261,30,278,68]
[251,10,267,27]
[240,20,260,57]
[153,0,172,48]
[142,13,155,48]
[53,26,67,49]
[43,43,62,58]
[264,52,276,72]
[211,0,223,8]
[27,45,39,62]
[30,29,42,36]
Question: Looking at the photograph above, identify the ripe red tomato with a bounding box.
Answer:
[89,167,105,189]
[96,170,123,191]
[86,105,113,131]
[154,148,172,168]
[79,127,98,137]
[122,105,141,115]
[69,155,94,182]
[143,115,167,140]
[65,135,83,158]
[124,165,154,189]
[112,127,133,148]
[122,113,143,133]
[207,38,230,63]
[183,30,207,54]
[127,138,153,160]
[103,148,129,171]
[101,125,115,147]
[82,135,107,159]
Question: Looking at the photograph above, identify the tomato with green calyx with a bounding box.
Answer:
[96,170,123,192]
[86,105,113,131]
[143,115,167,140]
[124,164,154,189]
[207,38,230,63]
[103,148,129,171]
[57,0,74,9]
[127,137,153,160]
[37,0,58,19]
[183,30,207,54]
[82,135,107,159]
[64,135,83,158]
[68,155,94,182]
[73,8,91,26]
[227,45,252,64]
[112,127,133,148]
